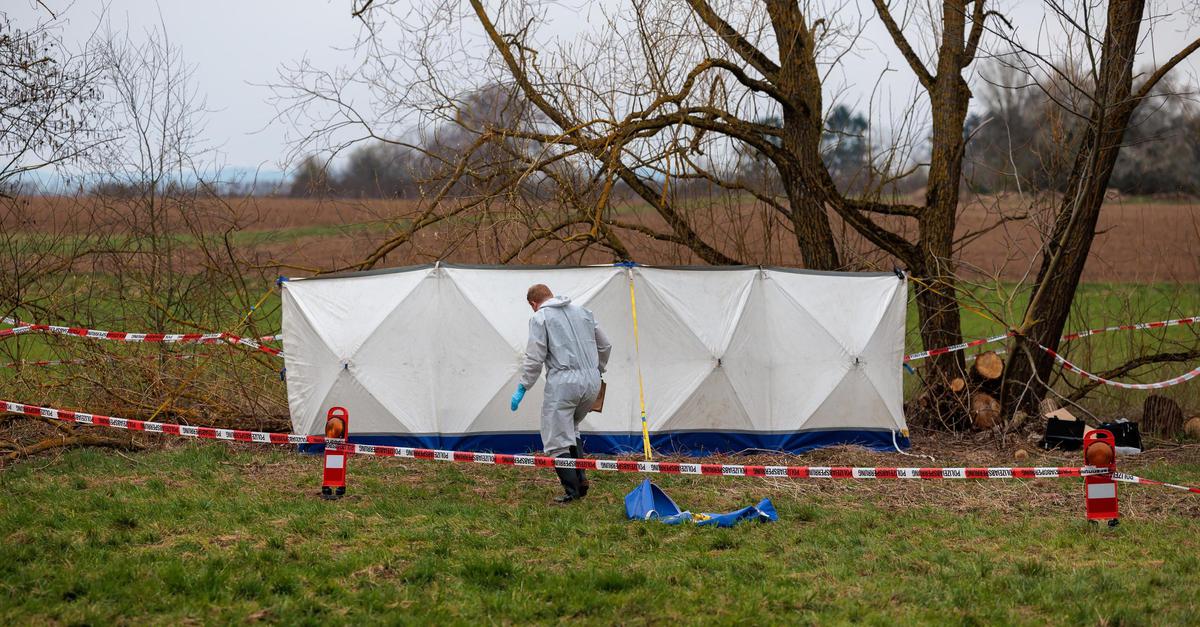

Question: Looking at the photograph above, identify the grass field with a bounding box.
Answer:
[2,196,1198,623]
[3,442,1200,624]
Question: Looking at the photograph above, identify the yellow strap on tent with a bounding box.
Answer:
[627,268,653,461]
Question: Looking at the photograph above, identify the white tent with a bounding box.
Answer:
[281,264,909,454]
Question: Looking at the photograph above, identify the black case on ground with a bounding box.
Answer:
[1099,421,1142,450]
[1041,418,1084,451]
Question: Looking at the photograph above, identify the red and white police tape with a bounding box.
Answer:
[6,398,1199,493]
[1112,471,1200,494]
[1038,345,1200,390]
[324,441,1110,480]
[0,320,281,357]
[904,333,1012,363]
[2,400,321,445]
[0,398,1111,481]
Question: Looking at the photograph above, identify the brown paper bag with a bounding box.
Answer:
[591,380,606,413]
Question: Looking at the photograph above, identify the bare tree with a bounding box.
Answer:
[2,22,286,462]
[275,0,1025,394]
[994,1,1200,414]
[0,8,107,195]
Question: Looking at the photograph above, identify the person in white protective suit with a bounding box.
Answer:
[510,283,611,503]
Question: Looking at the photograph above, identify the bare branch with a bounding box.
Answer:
[870,0,935,88]
[682,0,780,80]
[1133,36,1200,102]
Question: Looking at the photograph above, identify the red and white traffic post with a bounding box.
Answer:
[1083,429,1119,527]
[321,406,349,500]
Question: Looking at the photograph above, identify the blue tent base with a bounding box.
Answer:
[297,428,909,456]
[624,478,778,528]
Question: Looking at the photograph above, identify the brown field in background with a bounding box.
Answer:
[10,194,1200,282]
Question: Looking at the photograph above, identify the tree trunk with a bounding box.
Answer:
[780,163,840,270]
[909,0,972,391]
[768,0,841,271]
[1142,395,1184,437]
[912,280,966,381]
[1001,1,1145,415]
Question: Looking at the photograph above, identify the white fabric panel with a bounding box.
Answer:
[636,268,755,355]
[761,274,857,430]
[719,276,771,430]
[856,282,909,430]
[433,272,533,434]
[755,270,907,431]
[570,273,640,434]
[657,367,756,432]
[318,368,416,434]
[767,271,898,356]
[281,289,344,435]
[799,367,895,431]
[282,265,908,441]
[288,269,430,359]
[626,270,715,432]
[442,266,619,349]
[347,276,442,433]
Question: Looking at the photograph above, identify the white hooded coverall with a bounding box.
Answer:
[519,296,612,456]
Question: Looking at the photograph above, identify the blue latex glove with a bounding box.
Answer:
[510,384,527,411]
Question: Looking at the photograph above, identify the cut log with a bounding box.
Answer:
[1141,395,1184,437]
[970,351,1004,382]
[1184,417,1200,440]
[968,351,1004,398]
[970,392,1001,430]
[948,377,967,393]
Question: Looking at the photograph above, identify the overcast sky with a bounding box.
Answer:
[11,0,1200,176]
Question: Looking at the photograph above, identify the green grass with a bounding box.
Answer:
[3,443,1200,624]
[902,281,1200,414]
[905,282,1200,356]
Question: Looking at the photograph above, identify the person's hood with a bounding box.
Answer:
[541,296,571,309]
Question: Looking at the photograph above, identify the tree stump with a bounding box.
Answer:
[1142,395,1184,437]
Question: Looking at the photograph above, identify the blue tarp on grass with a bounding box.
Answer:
[624,479,778,528]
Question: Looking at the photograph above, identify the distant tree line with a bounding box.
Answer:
[298,71,1200,201]
[966,67,1200,196]
[289,87,884,200]
[289,84,557,199]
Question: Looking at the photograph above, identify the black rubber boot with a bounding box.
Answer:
[554,463,582,503]
[570,445,589,498]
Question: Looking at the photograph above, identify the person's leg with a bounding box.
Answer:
[544,392,584,502]
[552,450,583,503]
[571,385,599,497]
[568,445,588,497]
